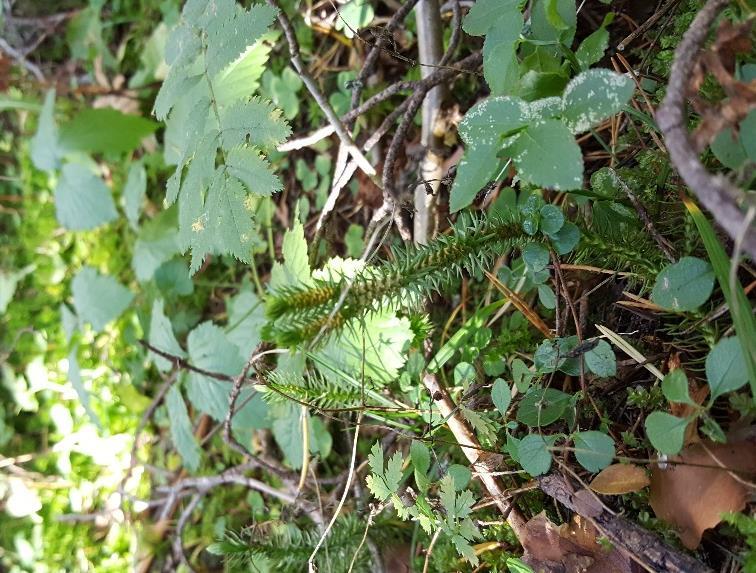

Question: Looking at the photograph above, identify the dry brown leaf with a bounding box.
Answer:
[520,511,639,573]
[649,438,756,549]
[589,464,650,495]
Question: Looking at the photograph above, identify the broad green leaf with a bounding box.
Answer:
[549,221,580,254]
[661,369,693,405]
[644,411,686,455]
[165,385,201,472]
[446,464,472,492]
[706,337,748,401]
[584,339,616,378]
[739,110,756,161]
[269,213,313,290]
[522,242,550,272]
[575,20,610,70]
[67,349,102,429]
[540,204,564,235]
[454,362,476,387]
[462,0,520,35]
[133,207,182,282]
[334,0,375,39]
[510,120,583,190]
[72,266,133,332]
[225,288,266,357]
[507,557,536,573]
[533,336,578,373]
[272,404,306,468]
[517,387,571,427]
[185,321,245,415]
[148,299,185,372]
[538,284,556,309]
[531,0,576,44]
[492,378,512,415]
[31,89,61,171]
[129,22,170,88]
[518,434,552,475]
[123,161,147,230]
[458,96,529,145]
[262,67,303,120]
[573,430,614,472]
[483,12,524,95]
[651,256,715,312]
[54,163,117,230]
[561,69,634,134]
[410,440,430,475]
[59,108,157,154]
[711,127,748,169]
[449,141,500,212]
[511,358,534,392]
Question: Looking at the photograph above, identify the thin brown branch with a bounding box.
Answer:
[656,0,756,260]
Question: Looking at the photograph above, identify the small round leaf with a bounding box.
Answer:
[518,434,552,476]
[573,430,615,472]
[651,257,715,312]
[644,411,687,455]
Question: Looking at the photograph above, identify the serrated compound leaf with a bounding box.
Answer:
[67,349,102,429]
[410,440,430,475]
[492,378,512,416]
[518,434,552,475]
[651,256,715,312]
[165,385,201,472]
[385,450,404,492]
[220,97,291,150]
[449,141,500,212]
[661,369,693,404]
[510,120,583,190]
[205,4,277,76]
[549,221,580,254]
[72,266,133,332]
[448,464,471,491]
[462,0,520,35]
[149,299,185,372]
[458,96,529,145]
[522,242,550,272]
[226,147,282,196]
[153,71,203,121]
[706,337,748,401]
[54,163,117,230]
[645,411,686,455]
[589,463,649,494]
[214,40,271,108]
[573,430,615,472]
[123,161,147,230]
[584,339,616,378]
[59,108,157,154]
[31,89,61,171]
[539,204,564,235]
[561,69,634,133]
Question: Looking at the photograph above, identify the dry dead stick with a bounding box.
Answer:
[422,372,527,538]
[656,0,756,260]
[538,474,714,573]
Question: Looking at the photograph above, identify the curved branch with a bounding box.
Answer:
[656,0,756,260]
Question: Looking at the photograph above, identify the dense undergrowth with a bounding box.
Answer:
[0,0,754,571]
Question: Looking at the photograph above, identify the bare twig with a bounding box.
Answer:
[0,37,45,81]
[656,0,756,259]
[266,0,377,178]
[421,372,527,538]
[138,339,233,382]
